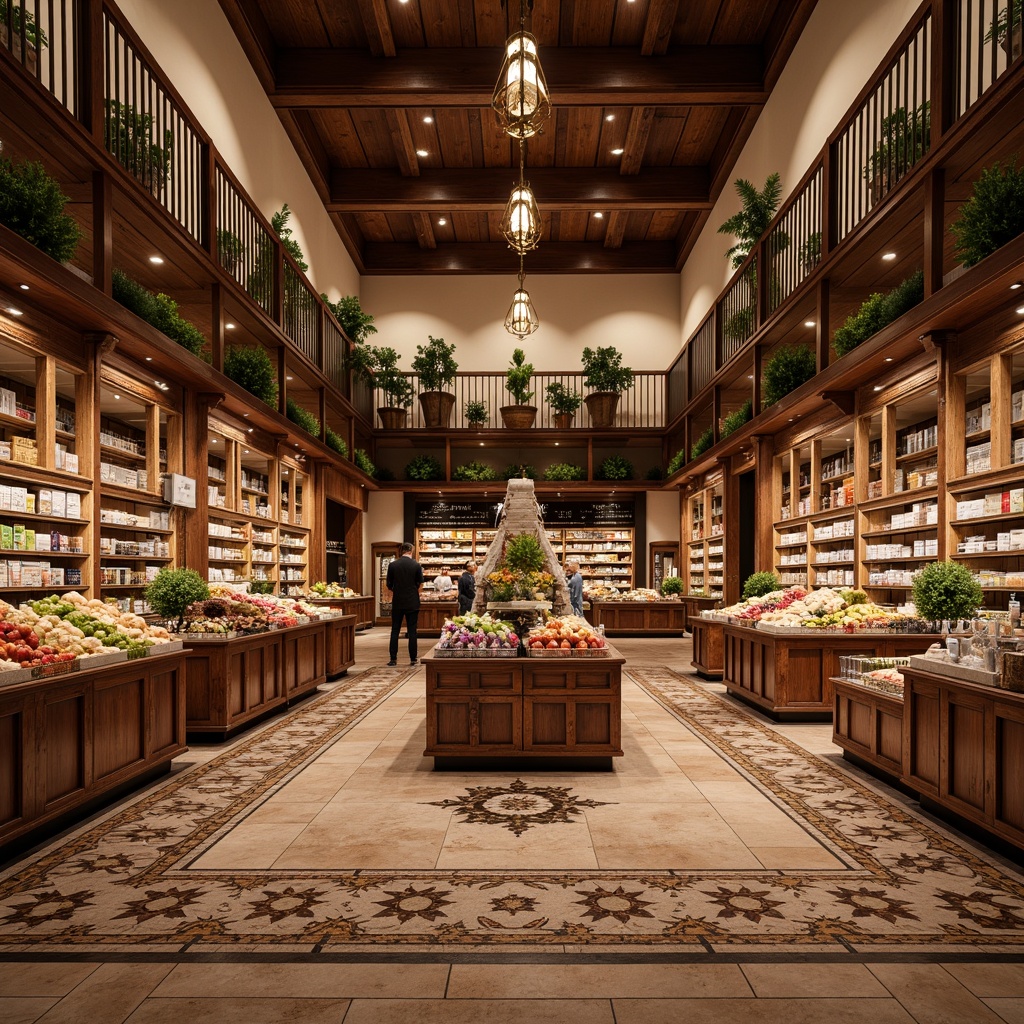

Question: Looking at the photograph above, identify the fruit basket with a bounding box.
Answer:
[434,646,519,658]
[526,645,609,657]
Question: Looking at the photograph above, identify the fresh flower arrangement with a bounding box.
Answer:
[484,533,555,601]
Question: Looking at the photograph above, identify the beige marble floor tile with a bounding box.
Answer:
[612,998,915,1024]
[945,964,1024,998]
[982,998,1024,1022]
[343,999,614,1024]
[868,963,1005,1023]
[152,963,447,999]
[0,998,60,1024]
[34,963,173,1024]
[270,764,352,802]
[740,962,889,998]
[124,997,349,1024]
[447,963,752,999]
[0,963,99,997]
[244,800,330,824]
[748,844,845,868]
[190,821,309,869]
[436,820,600,869]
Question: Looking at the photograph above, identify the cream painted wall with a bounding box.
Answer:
[119,0,360,301]
[679,0,923,340]
[361,274,681,371]
[365,491,406,598]
[646,491,681,544]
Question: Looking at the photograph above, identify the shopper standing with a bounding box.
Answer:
[386,541,424,666]
[458,560,477,615]
[566,560,584,617]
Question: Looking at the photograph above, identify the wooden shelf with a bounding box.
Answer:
[862,555,932,564]
[811,560,855,567]
[100,521,174,535]
[954,551,1024,560]
[895,445,938,464]
[0,463,92,490]
[99,443,146,464]
[861,525,937,539]
[951,512,1024,527]
[0,512,90,526]
[947,466,1024,494]
[0,548,87,559]
[0,411,36,432]
[100,554,173,563]
[101,483,168,506]
[857,486,939,512]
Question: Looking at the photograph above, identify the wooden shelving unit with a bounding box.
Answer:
[685,473,724,599]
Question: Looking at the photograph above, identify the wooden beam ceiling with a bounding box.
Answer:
[272,46,767,108]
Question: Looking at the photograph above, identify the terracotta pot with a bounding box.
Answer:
[584,391,620,428]
[377,406,408,429]
[553,412,575,430]
[499,405,537,429]
[418,390,455,428]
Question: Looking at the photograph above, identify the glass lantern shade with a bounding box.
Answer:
[504,284,540,338]
[492,31,551,139]
[501,182,541,252]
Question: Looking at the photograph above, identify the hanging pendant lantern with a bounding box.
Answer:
[500,179,541,253]
[504,258,540,338]
[492,28,551,139]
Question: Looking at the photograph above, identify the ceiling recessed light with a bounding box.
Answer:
[18,284,28,291]
[804,320,816,327]
[747,374,754,380]
[480,442,484,446]
[873,385,883,391]
[885,357,893,362]
[416,149,428,157]
[594,211,604,219]
[211,438,218,444]
[148,255,164,264]
[248,428,253,433]
[882,252,897,261]
[438,218,446,226]
[243,413,249,418]
[113,394,120,400]
[423,115,433,124]
[145,356,152,362]
[1011,282,1023,290]
[788,418,794,422]
[611,147,624,155]
[1017,305,1024,315]
[226,322,235,329]
[286,376,293,381]
[244,449,250,454]
[605,114,615,122]
[7,307,23,316]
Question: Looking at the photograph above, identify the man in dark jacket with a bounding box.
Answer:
[386,541,424,666]
[458,560,477,615]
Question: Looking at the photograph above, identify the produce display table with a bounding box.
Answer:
[683,595,720,633]
[184,620,327,738]
[423,645,625,767]
[588,600,685,636]
[832,677,904,782]
[324,614,356,678]
[690,618,724,679]
[0,648,186,855]
[416,600,460,637]
[903,665,1024,853]
[722,625,942,719]
[310,596,373,631]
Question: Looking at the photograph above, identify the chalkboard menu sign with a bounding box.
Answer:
[415,498,634,528]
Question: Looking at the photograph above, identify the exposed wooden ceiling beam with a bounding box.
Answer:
[764,0,822,91]
[641,0,681,56]
[328,166,711,212]
[356,0,396,58]
[360,241,677,274]
[385,109,420,176]
[619,107,656,176]
[412,212,437,250]
[272,46,767,107]
[603,211,628,249]
[216,0,276,93]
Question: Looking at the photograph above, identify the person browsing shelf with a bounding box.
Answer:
[458,561,477,615]
[386,542,424,666]
[566,560,584,617]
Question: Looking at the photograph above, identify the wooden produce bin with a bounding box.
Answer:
[324,614,356,678]
[184,621,326,738]
[588,601,685,636]
[832,678,904,782]
[416,601,459,637]
[690,617,724,679]
[683,595,720,633]
[0,649,186,855]
[310,596,373,631]
[423,646,625,765]
[903,666,1024,852]
[722,626,942,719]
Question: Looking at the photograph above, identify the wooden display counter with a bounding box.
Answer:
[310,596,373,631]
[184,620,327,738]
[0,649,186,855]
[588,601,685,636]
[690,617,724,679]
[324,614,356,678]
[832,677,904,781]
[722,626,942,719]
[683,595,720,633]
[417,601,460,637]
[423,646,625,765]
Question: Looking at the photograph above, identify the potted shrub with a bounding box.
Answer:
[501,347,536,428]
[862,103,930,204]
[222,344,278,406]
[717,172,782,269]
[949,160,1024,268]
[504,463,537,479]
[667,449,686,476]
[0,0,46,71]
[660,575,684,599]
[104,101,173,198]
[321,293,377,344]
[464,399,488,428]
[410,334,458,428]
[912,561,983,627]
[543,462,586,481]
[581,345,634,428]
[832,271,925,358]
[145,568,209,632]
[355,346,413,428]
[324,426,348,458]
[762,344,816,407]
[406,454,444,481]
[986,0,1022,59]
[453,460,499,481]
[597,454,634,480]
[0,152,81,263]
[354,448,377,477]
[742,571,780,599]
[691,425,714,461]
[286,398,320,437]
[720,400,753,438]
[545,381,583,429]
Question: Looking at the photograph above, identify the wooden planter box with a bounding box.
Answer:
[184,621,326,738]
[832,677,904,782]
[722,626,942,719]
[0,649,186,855]
[690,618,724,679]
[423,646,625,764]
[324,614,356,678]
[903,666,1024,853]
[588,600,685,636]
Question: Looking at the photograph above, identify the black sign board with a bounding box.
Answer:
[415,498,634,528]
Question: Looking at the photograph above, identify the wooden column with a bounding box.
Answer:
[924,169,946,298]
[145,402,161,496]
[210,282,225,373]
[816,278,831,372]
[753,434,775,572]
[91,171,112,295]
[181,393,221,574]
[990,351,1013,469]
[881,402,897,496]
[34,356,56,470]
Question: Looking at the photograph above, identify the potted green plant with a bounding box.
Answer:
[862,102,930,204]
[720,400,753,438]
[660,575,684,598]
[912,561,983,627]
[0,0,47,71]
[501,347,536,428]
[949,160,1024,268]
[322,294,377,344]
[717,173,782,269]
[217,229,244,276]
[453,460,499,481]
[464,399,488,428]
[691,425,714,461]
[742,571,780,599]
[145,567,209,632]
[405,454,444,481]
[222,344,278,406]
[545,381,583,429]
[104,101,173,198]
[410,334,458,428]
[597,454,633,480]
[364,346,414,428]
[762,344,817,407]
[986,0,1022,59]
[0,152,81,263]
[581,345,634,428]
[543,462,586,481]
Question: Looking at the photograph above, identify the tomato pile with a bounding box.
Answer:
[0,620,76,669]
[526,616,606,652]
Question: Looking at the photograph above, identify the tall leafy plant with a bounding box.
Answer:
[271,203,307,271]
[410,335,458,392]
[105,101,173,195]
[912,561,983,621]
[322,294,377,343]
[717,173,783,269]
[581,345,634,394]
[949,159,1024,267]
[505,347,534,405]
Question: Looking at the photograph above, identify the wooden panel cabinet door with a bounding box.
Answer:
[904,675,940,795]
[995,703,1024,838]
[943,688,988,818]
[427,695,520,752]
[428,665,521,693]
[524,696,620,753]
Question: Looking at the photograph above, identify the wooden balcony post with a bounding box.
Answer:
[76,0,105,144]
[756,240,768,330]
[823,140,838,260]
[924,168,945,297]
[201,143,216,262]
[277,345,288,416]
[318,385,327,443]
[930,0,957,143]
[210,282,225,373]
[816,277,830,371]
[92,170,112,295]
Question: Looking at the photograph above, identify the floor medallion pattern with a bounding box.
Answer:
[425,779,614,836]
[3,666,1024,951]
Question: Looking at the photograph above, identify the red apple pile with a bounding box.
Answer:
[526,617,606,652]
[0,620,75,669]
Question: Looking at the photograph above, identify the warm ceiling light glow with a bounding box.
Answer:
[1011,282,1023,290]
[248,428,253,433]
[885,357,893,362]
[416,149,428,157]
[492,27,551,139]
[594,211,604,219]
[501,182,541,253]
[1017,305,1024,315]
[244,449,250,454]
[882,252,897,261]
[18,284,28,291]
[423,115,433,124]
[225,322,235,329]
[113,394,120,400]
[286,375,293,381]
[148,255,164,264]
[804,320,816,327]
[7,307,23,316]
[211,438,217,443]
[504,270,539,339]
[611,147,624,155]
[605,114,615,122]
[873,385,883,391]
[437,218,446,226]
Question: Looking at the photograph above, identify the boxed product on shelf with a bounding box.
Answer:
[1015,438,1024,464]
[966,442,992,475]
[867,479,884,499]
[0,387,16,416]
[966,403,992,434]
